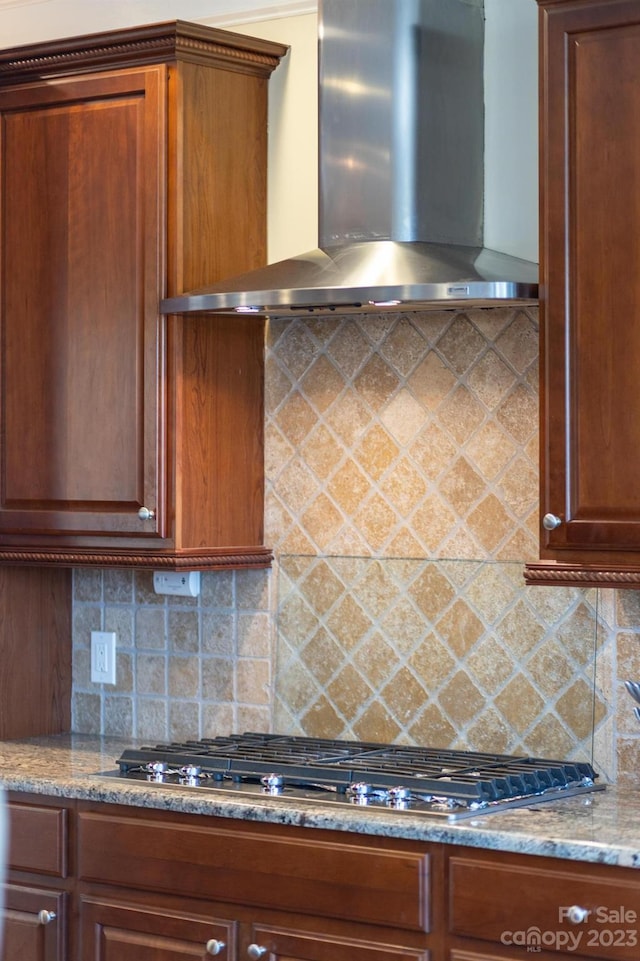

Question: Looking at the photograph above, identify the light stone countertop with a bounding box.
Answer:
[0,733,638,868]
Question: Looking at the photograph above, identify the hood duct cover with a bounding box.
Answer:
[161,0,538,317]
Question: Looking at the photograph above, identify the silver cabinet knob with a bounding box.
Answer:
[37,910,57,925]
[565,905,589,924]
[206,940,226,956]
[247,946,267,959]
[138,507,156,521]
[542,513,562,530]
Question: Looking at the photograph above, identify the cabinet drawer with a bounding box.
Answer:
[77,810,431,932]
[8,801,68,877]
[449,851,640,960]
[250,921,430,961]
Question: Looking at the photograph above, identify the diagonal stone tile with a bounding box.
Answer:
[436,314,487,374]
[300,355,346,414]
[379,316,427,377]
[380,389,429,445]
[494,311,539,375]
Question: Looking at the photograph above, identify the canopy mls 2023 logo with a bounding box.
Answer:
[500,905,638,953]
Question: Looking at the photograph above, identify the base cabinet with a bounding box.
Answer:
[75,803,436,961]
[2,886,65,961]
[79,897,237,960]
[448,846,640,961]
[1,797,72,961]
[6,793,640,961]
[79,899,430,961]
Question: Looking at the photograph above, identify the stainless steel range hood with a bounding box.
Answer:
[161,0,538,318]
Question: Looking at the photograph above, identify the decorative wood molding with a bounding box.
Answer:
[0,546,273,571]
[0,20,287,81]
[524,562,640,589]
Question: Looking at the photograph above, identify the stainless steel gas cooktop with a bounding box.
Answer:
[111,732,604,822]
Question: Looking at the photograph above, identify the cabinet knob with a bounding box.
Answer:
[37,910,57,925]
[565,905,589,924]
[137,507,156,521]
[206,940,226,956]
[542,512,562,531]
[247,946,267,959]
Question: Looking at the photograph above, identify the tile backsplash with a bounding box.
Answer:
[264,309,538,560]
[275,556,609,770]
[72,566,273,740]
[71,306,640,785]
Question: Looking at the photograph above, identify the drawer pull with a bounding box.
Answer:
[137,506,156,521]
[37,910,57,925]
[206,940,226,956]
[566,905,589,924]
[247,946,267,959]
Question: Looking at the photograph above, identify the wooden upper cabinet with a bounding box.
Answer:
[527,0,640,588]
[0,22,286,570]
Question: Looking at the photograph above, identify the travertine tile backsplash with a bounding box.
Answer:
[71,306,639,784]
[275,556,608,769]
[265,309,538,560]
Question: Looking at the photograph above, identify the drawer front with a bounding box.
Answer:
[77,811,431,932]
[250,921,430,961]
[79,896,237,961]
[449,853,640,960]
[8,802,68,877]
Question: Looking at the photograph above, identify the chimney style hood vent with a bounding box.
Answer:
[161,0,538,318]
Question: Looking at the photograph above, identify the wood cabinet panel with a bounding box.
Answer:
[0,23,285,570]
[2,884,66,961]
[248,921,430,961]
[0,567,70,738]
[449,848,640,960]
[7,802,68,878]
[0,66,163,539]
[79,896,237,961]
[529,0,640,585]
[77,809,432,933]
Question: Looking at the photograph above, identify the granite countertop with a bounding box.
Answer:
[1,733,638,868]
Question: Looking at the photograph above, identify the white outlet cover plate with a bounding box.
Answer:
[90,631,117,685]
[153,571,201,597]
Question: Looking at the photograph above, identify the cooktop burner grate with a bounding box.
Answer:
[113,732,603,817]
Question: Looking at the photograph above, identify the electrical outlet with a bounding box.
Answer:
[91,631,117,685]
[153,571,201,597]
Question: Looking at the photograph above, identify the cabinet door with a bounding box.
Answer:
[248,923,429,961]
[1,884,65,961]
[539,1,640,565]
[0,66,165,540]
[79,896,237,961]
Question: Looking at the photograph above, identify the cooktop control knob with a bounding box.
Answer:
[261,773,284,793]
[389,786,412,804]
[347,782,373,801]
